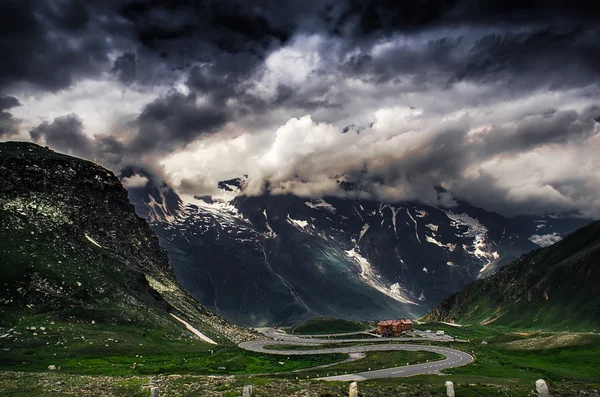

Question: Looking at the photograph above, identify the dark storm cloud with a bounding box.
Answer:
[29,113,131,169]
[0,95,21,137]
[338,25,600,94]
[29,114,91,155]
[451,27,600,89]
[337,0,599,36]
[130,92,228,154]
[111,52,137,85]
[3,0,600,217]
[478,107,600,156]
[26,90,229,168]
[2,0,599,92]
[116,0,294,86]
[0,96,21,110]
[0,0,126,92]
[186,53,261,105]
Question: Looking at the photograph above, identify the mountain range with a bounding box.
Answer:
[124,171,589,326]
[1,141,595,333]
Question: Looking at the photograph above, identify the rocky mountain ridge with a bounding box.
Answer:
[0,141,253,344]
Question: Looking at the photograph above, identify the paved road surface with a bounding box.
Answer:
[239,329,473,381]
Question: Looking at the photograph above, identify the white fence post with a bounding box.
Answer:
[349,381,358,397]
[536,379,550,397]
[445,381,455,397]
[243,385,253,397]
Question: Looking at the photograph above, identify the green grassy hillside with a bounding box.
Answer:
[292,317,371,335]
[425,221,600,331]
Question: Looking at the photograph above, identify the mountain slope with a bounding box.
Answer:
[125,171,589,326]
[425,221,600,330]
[0,142,251,345]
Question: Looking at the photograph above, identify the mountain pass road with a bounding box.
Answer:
[239,329,474,381]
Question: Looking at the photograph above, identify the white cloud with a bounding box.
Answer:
[121,174,149,188]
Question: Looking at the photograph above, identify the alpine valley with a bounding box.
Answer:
[124,172,590,326]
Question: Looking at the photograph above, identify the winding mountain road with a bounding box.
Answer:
[239,328,474,381]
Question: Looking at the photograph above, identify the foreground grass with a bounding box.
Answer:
[292,317,370,335]
[3,370,598,397]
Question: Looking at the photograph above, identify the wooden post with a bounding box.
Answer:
[349,382,358,397]
[445,381,455,397]
[243,385,253,397]
[150,386,159,397]
[536,379,550,397]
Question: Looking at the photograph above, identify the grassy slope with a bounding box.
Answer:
[292,317,370,335]
[425,221,600,331]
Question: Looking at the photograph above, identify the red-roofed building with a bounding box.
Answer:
[377,319,413,337]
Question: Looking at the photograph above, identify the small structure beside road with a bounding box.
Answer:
[377,319,413,337]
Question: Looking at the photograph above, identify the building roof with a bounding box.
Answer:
[378,319,413,326]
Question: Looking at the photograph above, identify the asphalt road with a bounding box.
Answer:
[239,329,474,381]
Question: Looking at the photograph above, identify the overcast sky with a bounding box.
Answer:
[1,0,599,217]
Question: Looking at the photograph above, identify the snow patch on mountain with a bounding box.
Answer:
[358,223,370,243]
[445,211,498,272]
[446,212,487,237]
[84,234,102,248]
[188,197,253,235]
[263,209,277,238]
[529,233,562,247]
[146,189,180,224]
[426,235,444,247]
[385,204,400,238]
[426,223,439,231]
[305,199,336,213]
[425,235,456,251]
[406,209,421,243]
[287,215,309,230]
[345,248,417,305]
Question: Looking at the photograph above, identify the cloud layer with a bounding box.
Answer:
[1,0,599,217]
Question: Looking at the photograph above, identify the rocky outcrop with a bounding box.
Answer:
[0,141,254,343]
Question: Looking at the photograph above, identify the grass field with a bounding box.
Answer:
[292,317,371,335]
[0,320,346,376]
